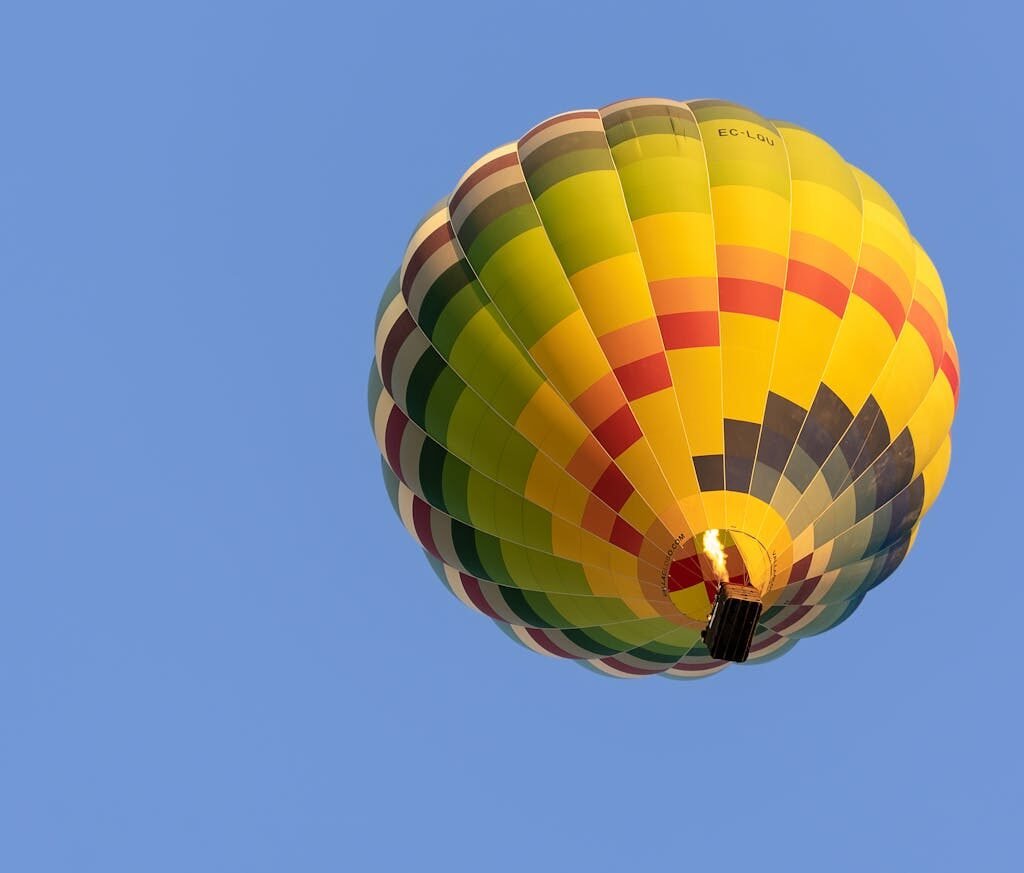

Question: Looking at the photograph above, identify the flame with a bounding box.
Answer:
[703,529,729,586]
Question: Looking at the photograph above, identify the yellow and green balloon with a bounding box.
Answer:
[368,98,958,678]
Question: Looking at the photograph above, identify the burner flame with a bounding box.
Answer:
[703,529,729,586]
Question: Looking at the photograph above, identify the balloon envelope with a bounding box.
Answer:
[369,98,958,678]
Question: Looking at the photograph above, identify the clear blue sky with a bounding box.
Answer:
[1,2,1019,871]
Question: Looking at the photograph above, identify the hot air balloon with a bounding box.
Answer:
[368,98,958,678]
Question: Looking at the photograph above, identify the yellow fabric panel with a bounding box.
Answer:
[696,489,727,532]
[532,158,705,536]
[571,252,656,335]
[913,276,946,335]
[776,124,861,209]
[905,375,957,479]
[620,491,662,542]
[475,227,579,339]
[668,583,715,618]
[611,130,721,536]
[548,515,587,564]
[667,347,724,455]
[851,166,907,229]
[614,440,689,536]
[529,310,612,400]
[920,436,952,517]
[913,241,948,321]
[630,391,701,496]
[721,312,777,421]
[871,329,937,432]
[709,187,791,254]
[615,146,714,202]
[821,296,894,412]
[632,212,717,278]
[515,382,590,467]
[522,453,570,515]
[789,182,863,259]
[771,296,842,407]
[446,307,538,400]
[717,244,787,280]
[547,458,592,520]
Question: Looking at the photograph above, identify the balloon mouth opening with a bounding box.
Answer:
[663,529,774,605]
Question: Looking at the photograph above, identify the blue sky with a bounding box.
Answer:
[1,2,1019,870]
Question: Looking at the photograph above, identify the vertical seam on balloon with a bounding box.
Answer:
[819,237,924,504]
[443,146,677,545]
[783,281,954,583]
[736,116,796,541]
[395,202,672,592]
[507,119,694,546]
[441,157,686,606]
[750,152,869,549]
[793,215,924,547]
[769,186,924,589]
[438,188,682,566]
[597,98,713,541]
[684,99,728,534]
[392,227,542,589]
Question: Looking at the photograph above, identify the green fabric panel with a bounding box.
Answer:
[525,148,614,200]
[520,499,552,553]
[563,625,632,656]
[418,436,449,513]
[417,260,476,339]
[422,365,465,441]
[615,155,712,218]
[495,432,535,494]
[440,452,471,522]
[444,389,490,472]
[545,593,637,627]
[473,528,515,587]
[430,283,486,358]
[450,517,488,580]
[472,227,582,347]
[404,348,447,428]
[464,203,540,270]
[521,131,611,176]
[689,100,777,128]
[776,123,862,209]
[704,158,791,200]
[500,587,559,628]
[457,185,535,254]
[533,173,637,276]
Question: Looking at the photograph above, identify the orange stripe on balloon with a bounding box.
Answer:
[786,260,849,318]
[658,311,719,348]
[719,277,783,320]
[852,268,906,336]
[908,300,944,373]
[614,354,673,400]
